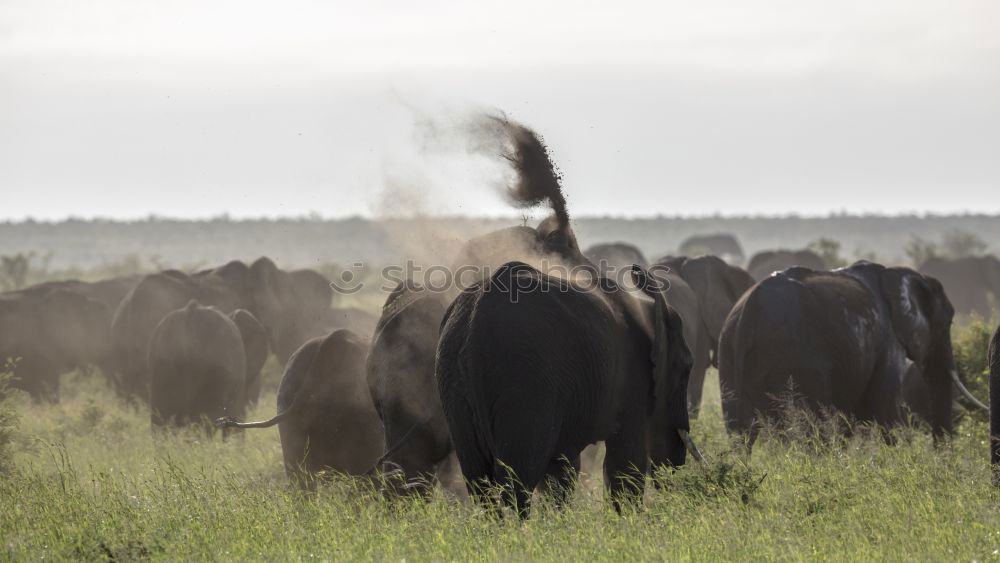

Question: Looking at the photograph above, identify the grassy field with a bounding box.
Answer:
[2,364,999,561]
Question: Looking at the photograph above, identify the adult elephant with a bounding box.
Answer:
[148,300,247,431]
[245,259,335,364]
[746,249,826,281]
[365,281,457,496]
[219,330,383,489]
[0,288,112,401]
[584,242,649,271]
[437,262,694,516]
[654,255,755,415]
[111,266,248,399]
[679,233,744,264]
[719,262,958,448]
[920,255,1000,319]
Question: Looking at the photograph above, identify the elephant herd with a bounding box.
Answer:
[4,116,1000,517]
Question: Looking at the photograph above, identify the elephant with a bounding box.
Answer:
[6,275,139,313]
[990,324,1000,485]
[718,261,958,448]
[148,300,246,431]
[0,288,112,401]
[111,258,336,400]
[746,249,826,281]
[920,255,1000,319]
[679,233,744,264]
[654,255,756,415]
[436,262,694,516]
[111,266,248,399]
[228,309,269,407]
[584,242,649,271]
[218,329,384,489]
[365,281,459,496]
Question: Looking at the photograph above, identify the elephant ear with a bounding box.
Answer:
[630,266,693,416]
[882,268,933,365]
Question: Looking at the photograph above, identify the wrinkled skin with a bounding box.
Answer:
[920,255,1000,319]
[148,301,246,432]
[679,233,744,264]
[366,282,459,496]
[274,330,383,489]
[746,249,827,281]
[0,288,112,402]
[718,261,956,449]
[584,242,649,271]
[654,255,755,415]
[228,309,269,407]
[437,262,692,516]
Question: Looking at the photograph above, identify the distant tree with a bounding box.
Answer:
[0,252,33,291]
[807,238,847,269]
[904,236,939,267]
[941,229,988,259]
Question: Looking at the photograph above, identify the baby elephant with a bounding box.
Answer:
[148,300,248,431]
[218,329,384,489]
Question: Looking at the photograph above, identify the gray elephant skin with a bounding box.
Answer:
[920,255,1000,319]
[654,255,756,415]
[719,262,957,447]
[436,262,693,516]
[747,249,826,281]
[148,300,247,431]
[0,286,113,401]
[220,329,383,489]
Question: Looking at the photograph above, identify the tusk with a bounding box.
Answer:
[951,370,989,412]
[677,428,708,464]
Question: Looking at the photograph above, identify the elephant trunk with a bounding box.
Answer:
[989,325,1000,485]
[929,337,957,443]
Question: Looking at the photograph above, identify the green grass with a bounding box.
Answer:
[2,368,999,561]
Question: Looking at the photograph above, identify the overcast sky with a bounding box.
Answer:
[2,0,998,220]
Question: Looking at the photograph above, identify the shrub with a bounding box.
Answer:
[952,315,994,399]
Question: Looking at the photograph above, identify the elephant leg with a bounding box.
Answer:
[603,425,649,513]
[687,328,711,418]
[490,401,559,519]
[278,423,315,491]
[537,453,581,509]
[442,400,495,506]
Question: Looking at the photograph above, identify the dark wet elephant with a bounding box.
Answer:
[219,330,384,489]
[719,262,957,448]
[746,249,826,281]
[0,288,112,401]
[584,242,649,271]
[437,262,694,516]
[365,282,459,496]
[679,233,744,264]
[148,301,246,431]
[920,255,1000,319]
[228,309,269,407]
[654,255,755,415]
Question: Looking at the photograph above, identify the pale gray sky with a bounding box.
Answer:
[2,0,998,219]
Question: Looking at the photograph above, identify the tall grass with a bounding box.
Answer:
[2,368,1000,560]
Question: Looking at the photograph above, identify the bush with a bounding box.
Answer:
[0,367,20,475]
[953,315,994,399]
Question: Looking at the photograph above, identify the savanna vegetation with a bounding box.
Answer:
[2,321,998,561]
